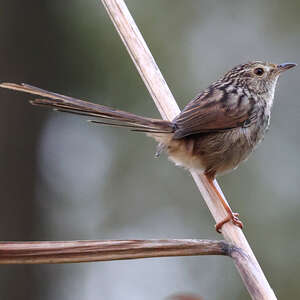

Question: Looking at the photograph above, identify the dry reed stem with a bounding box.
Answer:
[0,239,229,264]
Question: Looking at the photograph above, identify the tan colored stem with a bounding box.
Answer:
[100,1,276,299]
[0,239,228,264]
[0,237,264,299]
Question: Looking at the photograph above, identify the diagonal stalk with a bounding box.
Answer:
[100,1,276,299]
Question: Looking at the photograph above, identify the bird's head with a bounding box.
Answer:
[221,61,296,100]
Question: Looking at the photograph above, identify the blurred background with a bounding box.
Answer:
[0,0,299,299]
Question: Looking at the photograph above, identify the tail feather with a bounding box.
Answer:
[0,83,174,134]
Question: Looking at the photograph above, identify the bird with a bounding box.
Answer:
[0,61,296,233]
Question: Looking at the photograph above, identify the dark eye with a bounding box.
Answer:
[254,68,264,76]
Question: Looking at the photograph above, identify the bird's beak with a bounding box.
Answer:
[276,62,297,73]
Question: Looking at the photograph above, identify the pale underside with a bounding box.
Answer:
[151,123,266,176]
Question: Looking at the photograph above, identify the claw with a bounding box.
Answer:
[215,212,243,233]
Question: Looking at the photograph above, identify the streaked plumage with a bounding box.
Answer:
[0,61,296,232]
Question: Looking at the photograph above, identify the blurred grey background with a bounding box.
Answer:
[0,0,299,299]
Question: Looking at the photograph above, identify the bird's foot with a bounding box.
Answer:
[215,212,243,233]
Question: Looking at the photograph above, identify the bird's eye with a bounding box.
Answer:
[254,68,264,76]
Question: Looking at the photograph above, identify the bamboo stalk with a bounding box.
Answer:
[100,1,276,299]
[0,239,228,264]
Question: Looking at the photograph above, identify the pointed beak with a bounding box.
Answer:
[277,62,297,73]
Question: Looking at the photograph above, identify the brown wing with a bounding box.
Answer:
[173,87,256,139]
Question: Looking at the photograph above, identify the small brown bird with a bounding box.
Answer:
[0,61,296,232]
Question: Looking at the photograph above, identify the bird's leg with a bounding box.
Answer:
[206,175,243,233]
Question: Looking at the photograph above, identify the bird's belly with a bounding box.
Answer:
[167,126,265,175]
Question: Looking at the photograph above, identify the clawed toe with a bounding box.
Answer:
[215,212,244,233]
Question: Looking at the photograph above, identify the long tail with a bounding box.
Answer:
[0,83,174,134]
